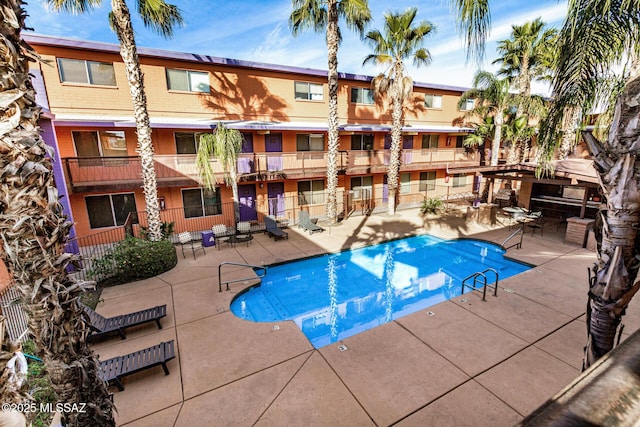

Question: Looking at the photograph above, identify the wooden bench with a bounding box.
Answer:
[99,340,175,391]
[82,303,166,341]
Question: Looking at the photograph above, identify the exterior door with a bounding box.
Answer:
[382,175,389,203]
[238,184,258,221]
[238,132,254,174]
[265,133,283,171]
[267,182,285,218]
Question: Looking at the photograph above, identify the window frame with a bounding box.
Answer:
[350,87,374,104]
[166,68,210,93]
[459,98,475,111]
[419,171,436,191]
[350,134,374,150]
[175,131,208,154]
[297,179,325,205]
[350,176,373,199]
[422,134,439,149]
[57,58,117,86]
[296,134,325,151]
[400,173,411,194]
[425,94,443,109]
[181,188,222,219]
[452,173,467,188]
[85,192,137,229]
[294,81,324,101]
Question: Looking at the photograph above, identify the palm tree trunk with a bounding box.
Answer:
[111,0,162,241]
[325,0,340,224]
[559,106,581,159]
[230,169,240,224]
[0,4,115,425]
[582,71,640,369]
[491,114,503,166]
[387,64,404,215]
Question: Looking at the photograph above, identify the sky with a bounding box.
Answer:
[24,0,567,95]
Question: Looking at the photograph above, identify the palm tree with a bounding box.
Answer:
[363,7,435,215]
[290,0,371,224]
[454,0,640,369]
[493,18,557,98]
[0,3,115,425]
[537,1,640,370]
[464,115,494,165]
[47,0,183,241]
[197,124,243,224]
[459,71,513,166]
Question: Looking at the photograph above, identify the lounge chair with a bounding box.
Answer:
[298,211,324,234]
[99,340,175,391]
[264,216,288,240]
[82,303,166,341]
[178,231,206,259]
[212,224,235,250]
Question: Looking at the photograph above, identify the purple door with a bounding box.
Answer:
[402,135,413,164]
[238,184,258,221]
[267,182,285,217]
[238,132,255,174]
[265,133,283,171]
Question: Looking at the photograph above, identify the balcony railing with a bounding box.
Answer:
[63,148,479,191]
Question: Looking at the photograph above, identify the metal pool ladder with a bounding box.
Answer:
[461,268,499,301]
[218,262,268,292]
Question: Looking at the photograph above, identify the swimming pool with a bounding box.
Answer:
[231,235,530,348]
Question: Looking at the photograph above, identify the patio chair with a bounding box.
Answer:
[526,211,545,236]
[178,231,205,259]
[81,303,167,341]
[212,224,235,250]
[298,211,324,234]
[99,340,175,391]
[233,221,253,247]
[264,215,288,240]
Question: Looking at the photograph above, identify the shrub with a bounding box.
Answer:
[89,237,177,286]
[21,340,56,427]
[140,221,175,240]
[420,197,444,215]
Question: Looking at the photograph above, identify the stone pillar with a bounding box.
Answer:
[565,217,595,247]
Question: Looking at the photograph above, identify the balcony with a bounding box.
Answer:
[345,148,478,175]
[62,148,479,192]
[63,153,346,192]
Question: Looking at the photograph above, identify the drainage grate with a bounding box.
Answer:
[427,311,435,316]
[337,344,348,352]
[272,325,280,331]
[460,298,468,303]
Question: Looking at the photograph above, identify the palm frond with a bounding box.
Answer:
[137,0,184,37]
[289,0,327,36]
[338,0,372,35]
[44,0,101,14]
[450,0,490,64]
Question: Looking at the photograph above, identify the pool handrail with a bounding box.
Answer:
[461,268,499,301]
[218,262,267,292]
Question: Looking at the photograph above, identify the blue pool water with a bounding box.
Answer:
[231,235,530,348]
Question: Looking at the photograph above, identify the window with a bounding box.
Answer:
[351,87,374,104]
[452,173,467,188]
[295,81,323,101]
[182,188,222,218]
[400,173,411,194]
[351,134,374,150]
[86,193,137,229]
[425,94,442,109]
[422,134,439,149]
[58,58,116,86]
[351,176,373,198]
[166,69,210,93]
[298,180,325,205]
[460,98,475,111]
[73,131,127,166]
[456,135,465,148]
[296,134,325,151]
[419,171,436,191]
[175,132,207,154]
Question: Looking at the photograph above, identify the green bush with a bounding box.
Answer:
[89,237,177,286]
[140,221,175,240]
[21,340,56,427]
[420,197,444,215]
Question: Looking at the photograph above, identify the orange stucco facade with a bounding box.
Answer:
[28,34,479,242]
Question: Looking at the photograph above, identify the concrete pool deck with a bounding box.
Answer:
[90,208,640,426]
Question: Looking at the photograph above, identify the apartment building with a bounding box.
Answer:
[26,33,479,242]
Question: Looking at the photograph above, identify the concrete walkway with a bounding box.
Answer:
[90,208,637,426]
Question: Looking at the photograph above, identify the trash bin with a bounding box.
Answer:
[201,230,215,247]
